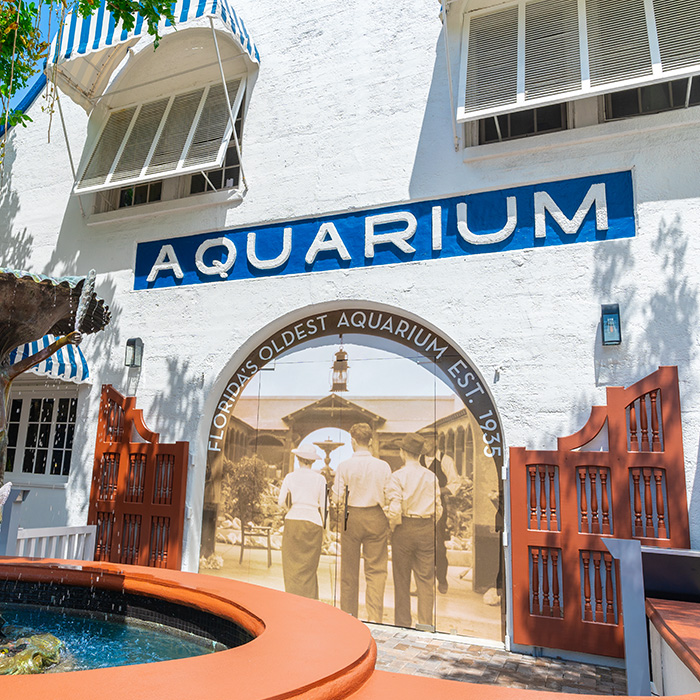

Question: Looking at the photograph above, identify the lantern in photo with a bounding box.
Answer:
[331,347,349,392]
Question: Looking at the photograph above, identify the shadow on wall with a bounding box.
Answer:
[593,213,700,546]
[407,23,464,202]
[590,211,698,378]
[592,214,698,385]
[593,213,699,378]
[149,356,204,444]
[0,139,34,269]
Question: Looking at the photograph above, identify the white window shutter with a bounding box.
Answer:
[459,0,700,124]
[79,107,135,189]
[183,79,242,169]
[654,0,700,72]
[464,6,519,115]
[525,0,581,100]
[111,98,169,183]
[75,78,246,194]
[585,0,652,87]
[145,89,205,176]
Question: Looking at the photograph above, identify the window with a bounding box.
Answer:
[91,84,246,213]
[6,392,78,479]
[472,74,700,144]
[77,78,245,195]
[479,103,567,144]
[459,0,700,124]
[118,181,163,208]
[605,75,700,120]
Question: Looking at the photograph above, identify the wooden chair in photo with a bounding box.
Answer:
[239,524,273,567]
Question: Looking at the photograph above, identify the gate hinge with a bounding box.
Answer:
[501,465,508,481]
[502,530,509,547]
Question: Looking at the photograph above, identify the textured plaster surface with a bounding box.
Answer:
[2,0,700,574]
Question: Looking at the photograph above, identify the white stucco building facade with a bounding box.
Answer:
[3,0,700,656]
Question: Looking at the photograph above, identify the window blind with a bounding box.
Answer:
[75,78,244,193]
[465,7,518,113]
[184,79,242,169]
[111,99,169,183]
[654,0,700,72]
[459,0,700,122]
[586,0,651,87]
[80,107,136,190]
[524,0,580,100]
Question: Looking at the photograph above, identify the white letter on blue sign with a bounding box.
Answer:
[248,228,292,270]
[456,197,517,245]
[534,183,608,238]
[195,237,237,278]
[146,244,184,282]
[364,212,417,258]
[432,206,442,251]
[305,222,352,266]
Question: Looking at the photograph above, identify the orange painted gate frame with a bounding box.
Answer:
[510,366,690,657]
[88,385,189,569]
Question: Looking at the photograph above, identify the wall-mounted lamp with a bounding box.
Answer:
[125,337,144,368]
[601,304,622,346]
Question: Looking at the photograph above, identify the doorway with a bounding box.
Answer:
[201,307,505,641]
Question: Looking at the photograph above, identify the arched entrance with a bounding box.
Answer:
[201,305,505,640]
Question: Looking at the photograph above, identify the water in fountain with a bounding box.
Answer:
[1,605,219,673]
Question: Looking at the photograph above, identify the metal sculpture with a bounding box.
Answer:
[0,269,111,489]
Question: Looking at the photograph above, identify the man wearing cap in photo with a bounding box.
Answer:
[332,422,392,623]
[278,445,327,599]
[388,432,443,630]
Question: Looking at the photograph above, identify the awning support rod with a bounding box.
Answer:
[56,92,86,217]
[200,170,218,191]
[209,17,247,191]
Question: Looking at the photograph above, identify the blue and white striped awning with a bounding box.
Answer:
[46,0,258,112]
[9,335,89,384]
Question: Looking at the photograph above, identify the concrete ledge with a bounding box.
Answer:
[5,559,700,700]
[0,558,375,700]
[647,597,700,695]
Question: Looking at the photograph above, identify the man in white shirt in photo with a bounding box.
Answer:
[388,432,443,630]
[333,422,392,623]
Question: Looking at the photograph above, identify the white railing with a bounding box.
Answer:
[14,525,96,561]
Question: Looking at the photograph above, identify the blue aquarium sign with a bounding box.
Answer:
[134,171,635,290]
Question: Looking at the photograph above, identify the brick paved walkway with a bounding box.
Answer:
[369,625,628,695]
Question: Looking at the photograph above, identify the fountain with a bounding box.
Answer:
[0,268,110,671]
[0,268,111,489]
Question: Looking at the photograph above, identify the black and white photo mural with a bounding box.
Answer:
[200,308,504,640]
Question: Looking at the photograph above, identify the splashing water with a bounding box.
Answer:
[1,605,219,673]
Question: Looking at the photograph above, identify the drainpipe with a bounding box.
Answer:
[441,0,460,152]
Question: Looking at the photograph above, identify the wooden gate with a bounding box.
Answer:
[88,385,188,569]
[510,366,690,657]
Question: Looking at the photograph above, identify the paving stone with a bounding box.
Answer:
[369,625,622,695]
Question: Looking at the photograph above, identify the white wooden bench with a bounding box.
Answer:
[14,525,97,561]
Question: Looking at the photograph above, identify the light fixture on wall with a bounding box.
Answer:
[125,337,144,368]
[601,304,622,346]
[331,338,349,392]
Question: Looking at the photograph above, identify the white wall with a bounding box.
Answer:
[650,622,700,695]
[2,0,700,569]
